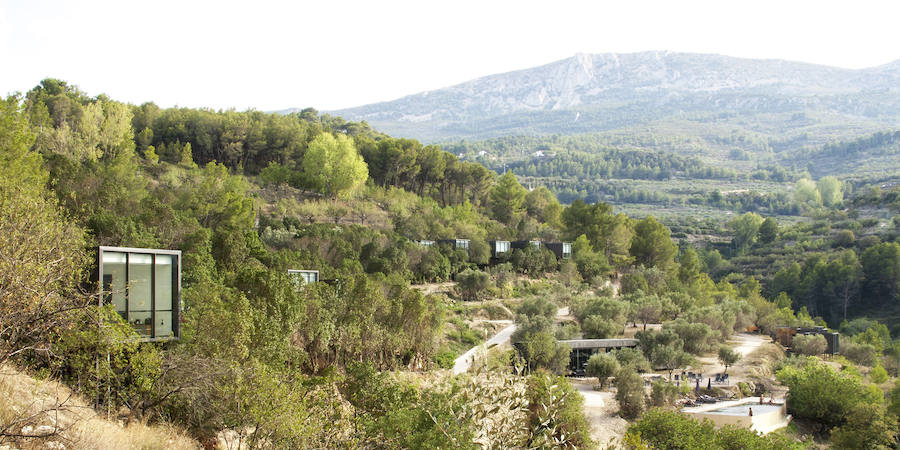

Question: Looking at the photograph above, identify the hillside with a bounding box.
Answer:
[320,51,900,142]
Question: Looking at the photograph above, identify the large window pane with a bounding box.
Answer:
[155,311,173,338]
[154,255,173,311]
[128,253,153,336]
[101,251,127,318]
[154,255,174,338]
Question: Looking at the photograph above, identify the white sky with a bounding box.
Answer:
[1,0,898,111]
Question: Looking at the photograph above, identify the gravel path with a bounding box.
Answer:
[453,307,569,375]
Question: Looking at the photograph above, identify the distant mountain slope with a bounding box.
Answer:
[314,52,900,142]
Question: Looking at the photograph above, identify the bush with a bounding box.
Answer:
[830,403,897,450]
[792,334,826,356]
[627,408,716,449]
[870,364,889,384]
[586,353,619,389]
[525,372,594,449]
[434,349,456,369]
[649,380,679,407]
[776,359,882,427]
[582,315,621,338]
[842,341,879,367]
[627,408,805,450]
[456,268,491,301]
[614,347,652,373]
[615,366,646,419]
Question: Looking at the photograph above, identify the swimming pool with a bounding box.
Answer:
[682,398,790,434]
[704,403,783,415]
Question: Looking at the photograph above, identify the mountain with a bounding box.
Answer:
[317,51,900,142]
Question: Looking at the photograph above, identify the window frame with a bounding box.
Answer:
[98,246,182,341]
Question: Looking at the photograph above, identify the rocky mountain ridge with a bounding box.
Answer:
[309,51,900,141]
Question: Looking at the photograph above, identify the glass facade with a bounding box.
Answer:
[562,242,572,258]
[289,269,319,286]
[494,241,510,254]
[100,247,180,340]
[456,239,470,250]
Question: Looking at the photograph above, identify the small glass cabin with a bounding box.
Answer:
[288,269,319,285]
[99,246,181,340]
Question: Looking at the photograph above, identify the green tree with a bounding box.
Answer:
[728,212,764,254]
[572,234,610,280]
[649,380,680,408]
[795,178,822,207]
[817,176,843,207]
[489,171,527,226]
[757,217,778,244]
[870,365,889,384]
[524,186,561,227]
[301,132,368,198]
[179,141,197,168]
[586,353,619,389]
[525,373,594,449]
[512,314,570,374]
[561,199,616,253]
[630,216,677,269]
[456,269,491,301]
[830,403,897,450]
[677,248,702,285]
[718,346,740,374]
[776,359,882,427]
[861,243,900,305]
[615,366,646,419]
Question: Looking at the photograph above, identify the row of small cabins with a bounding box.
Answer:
[97,239,570,341]
[418,239,573,261]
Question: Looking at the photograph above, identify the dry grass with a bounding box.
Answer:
[0,364,198,449]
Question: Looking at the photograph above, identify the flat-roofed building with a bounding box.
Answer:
[288,269,319,285]
[545,242,573,259]
[438,239,471,252]
[489,240,511,258]
[511,240,541,250]
[99,246,181,341]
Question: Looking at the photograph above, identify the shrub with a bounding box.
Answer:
[842,341,879,367]
[583,315,620,338]
[627,408,805,450]
[870,364,889,384]
[830,403,897,450]
[525,372,594,449]
[792,334,826,356]
[649,380,679,408]
[586,353,619,389]
[456,269,491,301]
[614,347,652,373]
[776,359,882,427]
[615,366,646,419]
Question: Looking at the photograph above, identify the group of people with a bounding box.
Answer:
[749,394,776,416]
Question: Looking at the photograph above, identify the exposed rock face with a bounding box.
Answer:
[306,51,900,141]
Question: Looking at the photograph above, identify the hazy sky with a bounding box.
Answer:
[2,0,898,111]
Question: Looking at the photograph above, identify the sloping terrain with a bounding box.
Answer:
[322,51,900,141]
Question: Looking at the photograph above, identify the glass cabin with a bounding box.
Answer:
[99,246,181,340]
[288,269,319,285]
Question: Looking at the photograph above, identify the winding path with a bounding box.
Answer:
[452,307,569,375]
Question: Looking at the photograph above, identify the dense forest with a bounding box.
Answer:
[2,79,900,448]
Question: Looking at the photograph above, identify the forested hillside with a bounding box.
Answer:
[3,79,900,448]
